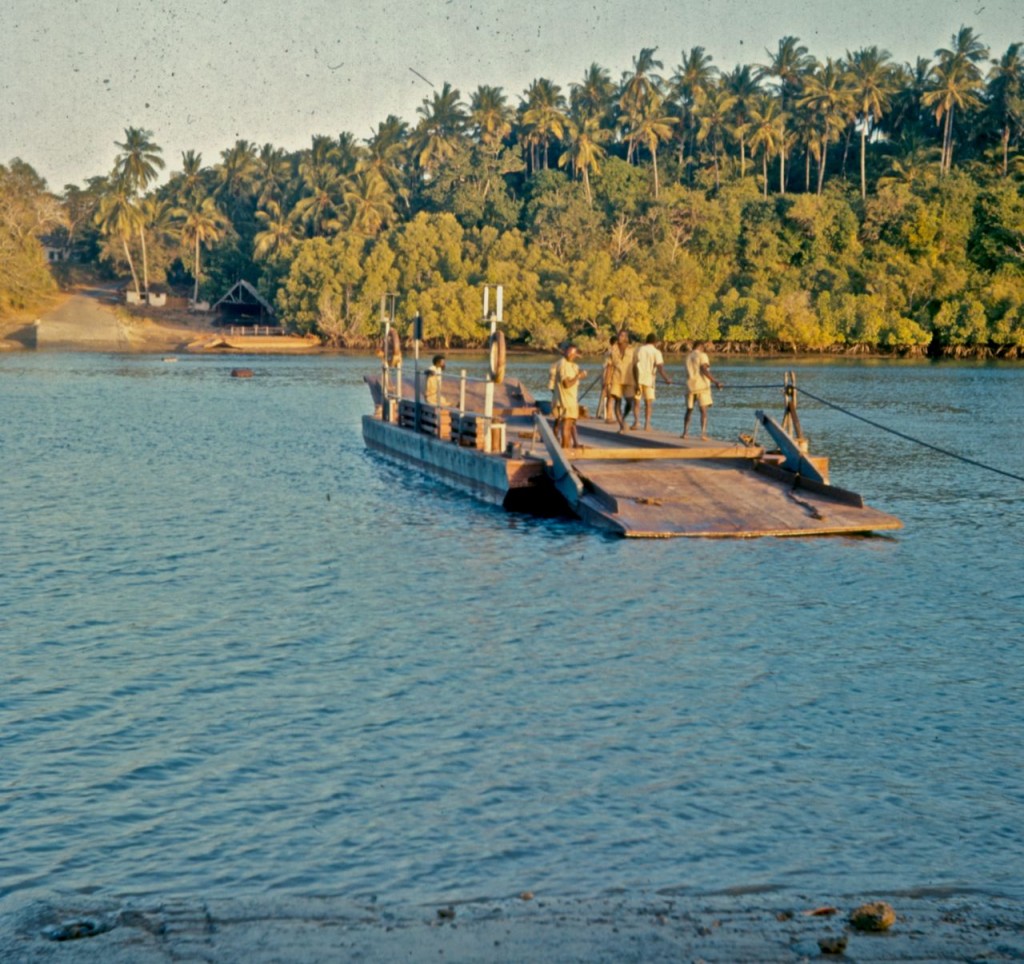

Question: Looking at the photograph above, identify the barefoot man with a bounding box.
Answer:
[634,333,672,431]
[553,344,587,448]
[682,340,723,440]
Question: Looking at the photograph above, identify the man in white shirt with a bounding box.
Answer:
[634,333,672,431]
[682,340,723,440]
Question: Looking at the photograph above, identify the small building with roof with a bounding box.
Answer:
[211,280,277,326]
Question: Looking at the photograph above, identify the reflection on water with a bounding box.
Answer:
[1,352,1022,909]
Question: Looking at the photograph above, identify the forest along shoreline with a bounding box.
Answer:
[1,285,1018,358]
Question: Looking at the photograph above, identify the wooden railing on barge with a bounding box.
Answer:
[398,400,493,450]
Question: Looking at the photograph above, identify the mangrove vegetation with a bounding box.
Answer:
[4,28,1024,356]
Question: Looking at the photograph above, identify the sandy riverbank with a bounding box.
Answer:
[0,285,210,353]
[3,891,1023,962]
[3,294,1022,962]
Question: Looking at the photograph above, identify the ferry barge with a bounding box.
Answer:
[361,289,902,538]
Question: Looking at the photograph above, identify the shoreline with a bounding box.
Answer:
[3,891,1023,962]
[1,288,1018,360]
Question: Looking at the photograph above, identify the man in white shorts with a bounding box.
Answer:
[682,340,723,440]
[634,333,672,431]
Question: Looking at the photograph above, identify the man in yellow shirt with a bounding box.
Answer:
[553,344,587,448]
[423,354,450,406]
[682,341,723,439]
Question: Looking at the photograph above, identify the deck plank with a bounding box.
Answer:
[572,458,901,538]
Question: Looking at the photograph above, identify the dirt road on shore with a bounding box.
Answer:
[1,285,203,352]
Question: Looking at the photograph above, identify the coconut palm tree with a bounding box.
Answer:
[114,127,164,293]
[115,127,164,194]
[253,200,299,262]
[412,81,467,177]
[723,64,762,177]
[626,100,676,197]
[293,164,343,237]
[747,96,787,196]
[216,139,259,206]
[670,47,719,166]
[174,196,231,305]
[759,36,815,193]
[468,85,514,155]
[254,143,293,207]
[559,107,613,205]
[571,63,616,126]
[986,42,1024,176]
[847,46,895,198]
[172,150,206,206]
[95,175,142,296]
[519,78,568,172]
[363,115,411,211]
[619,48,664,164]
[695,83,736,189]
[344,169,395,236]
[923,26,989,175]
[798,58,855,194]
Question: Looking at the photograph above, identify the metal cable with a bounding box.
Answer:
[795,386,1024,484]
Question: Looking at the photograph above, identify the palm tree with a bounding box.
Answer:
[293,164,342,237]
[747,96,787,196]
[923,26,989,175]
[344,169,395,236]
[759,36,815,193]
[216,139,259,204]
[173,150,206,205]
[253,200,299,262]
[847,46,895,198]
[469,85,514,155]
[254,143,293,207]
[695,83,736,189]
[114,127,164,194]
[412,82,467,176]
[619,48,664,164]
[798,58,855,193]
[571,63,616,125]
[114,127,164,293]
[95,176,142,296]
[627,100,676,197]
[670,47,719,166]
[723,64,762,177]
[559,107,613,205]
[986,43,1024,176]
[364,115,411,211]
[519,78,568,172]
[174,196,230,304]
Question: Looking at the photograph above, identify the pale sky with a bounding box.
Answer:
[2,0,1022,192]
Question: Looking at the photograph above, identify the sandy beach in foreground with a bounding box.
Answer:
[3,892,1023,962]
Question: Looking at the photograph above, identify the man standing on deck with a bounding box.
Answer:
[608,330,638,431]
[423,354,450,406]
[634,333,672,431]
[682,340,723,440]
[554,344,587,448]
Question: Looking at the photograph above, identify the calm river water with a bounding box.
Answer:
[1,351,1022,914]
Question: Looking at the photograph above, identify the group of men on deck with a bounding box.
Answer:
[551,332,723,448]
[423,336,724,453]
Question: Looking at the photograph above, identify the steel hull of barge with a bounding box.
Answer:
[361,413,552,511]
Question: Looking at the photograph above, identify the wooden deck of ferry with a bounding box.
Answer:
[522,416,902,538]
